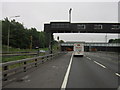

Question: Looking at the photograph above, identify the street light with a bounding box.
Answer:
[7,15,20,52]
[9,15,20,18]
[69,8,72,23]
[105,33,107,52]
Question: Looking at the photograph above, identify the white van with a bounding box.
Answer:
[73,43,84,57]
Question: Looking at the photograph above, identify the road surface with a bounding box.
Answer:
[3,52,119,89]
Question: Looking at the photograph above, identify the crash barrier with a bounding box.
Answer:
[2,53,37,57]
[2,52,63,86]
[2,50,49,57]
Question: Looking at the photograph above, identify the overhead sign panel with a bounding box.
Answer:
[44,22,120,33]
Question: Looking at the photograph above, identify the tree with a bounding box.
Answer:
[2,17,55,49]
[59,40,64,43]
[2,18,10,45]
[108,39,120,43]
[108,39,114,43]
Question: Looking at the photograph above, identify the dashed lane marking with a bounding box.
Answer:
[61,53,74,90]
[86,57,92,60]
[94,61,106,69]
[115,73,120,77]
[85,54,120,78]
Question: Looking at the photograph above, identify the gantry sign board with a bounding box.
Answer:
[44,22,120,33]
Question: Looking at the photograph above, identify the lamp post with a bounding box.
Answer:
[105,33,107,52]
[69,8,72,23]
[7,15,20,52]
[105,33,107,43]
[30,35,32,49]
[57,36,60,51]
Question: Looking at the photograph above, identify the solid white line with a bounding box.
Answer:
[94,61,106,69]
[86,57,92,60]
[61,53,74,90]
[115,73,120,77]
[96,55,100,57]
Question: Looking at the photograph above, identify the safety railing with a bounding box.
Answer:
[2,52,61,86]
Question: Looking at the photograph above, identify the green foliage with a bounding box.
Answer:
[108,39,120,43]
[2,56,34,63]
[2,17,52,50]
[59,40,64,43]
[2,45,37,52]
[2,45,49,62]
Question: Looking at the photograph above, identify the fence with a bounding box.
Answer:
[2,52,62,86]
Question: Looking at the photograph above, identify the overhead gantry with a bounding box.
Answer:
[44,22,120,53]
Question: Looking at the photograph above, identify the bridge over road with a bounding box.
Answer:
[61,42,120,52]
[2,51,119,90]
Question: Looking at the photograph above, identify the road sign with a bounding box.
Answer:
[44,22,120,33]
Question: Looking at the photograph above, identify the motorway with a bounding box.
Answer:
[3,51,119,89]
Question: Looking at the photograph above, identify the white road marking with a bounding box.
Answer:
[61,53,74,90]
[94,61,106,69]
[115,73,120,77]
[96,55,100,57]
[86,57,92,60]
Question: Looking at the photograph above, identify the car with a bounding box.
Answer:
[39,50,46,53]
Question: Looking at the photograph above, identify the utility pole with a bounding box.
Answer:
[30,35,32,49]
[49,33,53,54]
[7,23,10,53]
[69,8,72,23]
[105,33,107,43]
[57,36,60,51]
[118,1,120,23]
[105,33,107,52]
[7,15,20,52]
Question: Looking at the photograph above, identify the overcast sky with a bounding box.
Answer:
[1,0,120,42]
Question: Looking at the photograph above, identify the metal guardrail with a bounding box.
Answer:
[1,53,37,57]
[2,51,38,54]
[2,52,61,86]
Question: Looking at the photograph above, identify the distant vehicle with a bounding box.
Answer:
[66,47,73,51]
[73,43,84,57]
[39,50,46,53]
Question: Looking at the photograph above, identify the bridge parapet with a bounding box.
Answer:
[61,43,120,47]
